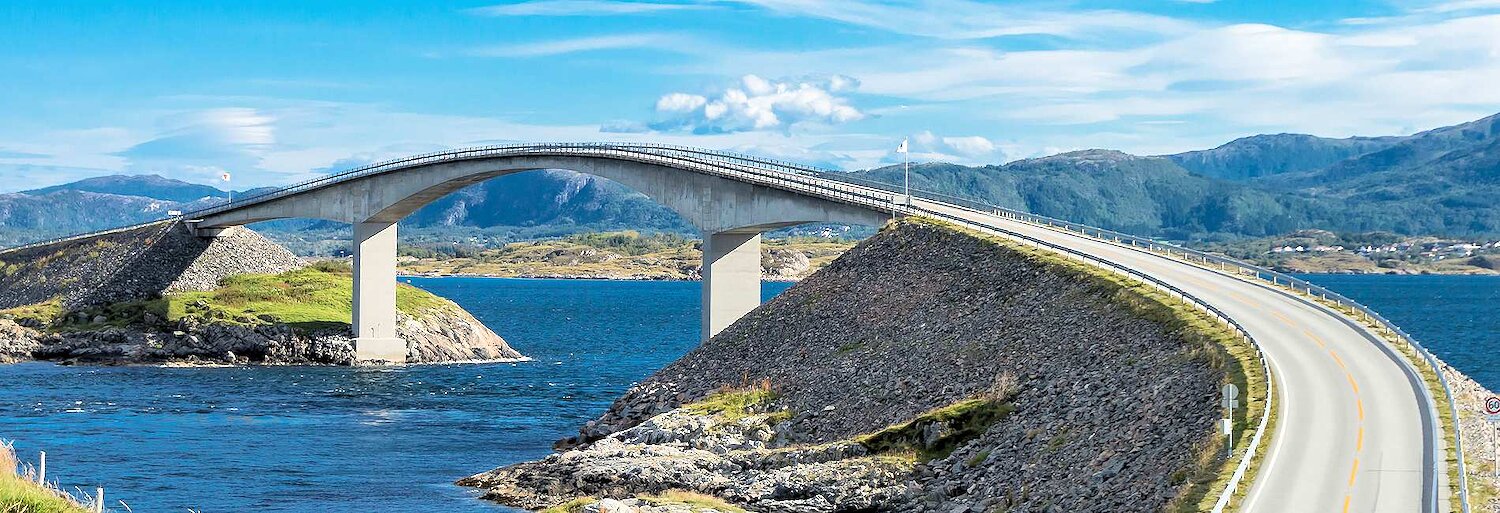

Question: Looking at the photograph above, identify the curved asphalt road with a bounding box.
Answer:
[902,199,1440,512]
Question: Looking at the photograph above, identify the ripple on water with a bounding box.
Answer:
[0,278,790,513]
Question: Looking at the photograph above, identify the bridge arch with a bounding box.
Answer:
[191,148,892,362]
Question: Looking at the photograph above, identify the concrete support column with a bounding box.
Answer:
[353,222,405,363]
[701,230,762,340]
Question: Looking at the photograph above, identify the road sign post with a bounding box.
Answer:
[1222,383,1240,455]
[1486,396,1500,479]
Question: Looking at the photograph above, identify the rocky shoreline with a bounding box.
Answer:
[0,222,524,366]
[0,307,524,366]
[461,219,1243,512]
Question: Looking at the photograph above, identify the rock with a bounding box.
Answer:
[463,221,1233,513]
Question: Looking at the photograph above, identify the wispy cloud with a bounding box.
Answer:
[723,0,1196,40]
[0,150,50,159]
[468,0,707,17]
[471,33,697,57]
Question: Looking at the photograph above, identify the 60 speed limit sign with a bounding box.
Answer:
[1486,396,1500,416]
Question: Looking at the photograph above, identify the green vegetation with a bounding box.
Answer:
[639,490,748,513]
[0,475,87,513]
[684,379,785,424]
[538,497,596,513]
[563,230,695,256]
[1,444,88,513]
[856,397,1016,462]
[856,371,1019,462]
[0,300,63,327]
[8,264,455,333]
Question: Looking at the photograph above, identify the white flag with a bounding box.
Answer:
[220,172,231,182]
[897,138,909,154]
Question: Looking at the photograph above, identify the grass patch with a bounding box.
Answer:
[0,474,87,513]
[856,395,1016,462]
[1,444,88,513]
[21,264,457,334]
[538,497,597,513]
[0,300,64,327]
[640,490,748,513]
[683,378,781,424]
[834,341,865,354]
[165,266,454,331]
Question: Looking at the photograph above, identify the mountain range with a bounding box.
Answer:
[1,112,1495,249]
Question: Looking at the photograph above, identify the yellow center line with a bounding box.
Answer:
[1274,312,1366,509]
[1302,329,1328,348]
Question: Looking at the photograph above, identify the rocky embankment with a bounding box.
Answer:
[460,219,1247,512]
[1442,363,1500,512]
[0,221,522,365]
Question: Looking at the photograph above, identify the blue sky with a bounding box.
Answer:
[1,0,1498,191]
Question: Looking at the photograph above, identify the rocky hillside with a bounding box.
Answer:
[0,222,522,365]
[0,221,302,310]
[460,219,1260,512]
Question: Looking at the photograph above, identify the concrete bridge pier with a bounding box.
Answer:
[701,230,762,340]
[353,221,404,363]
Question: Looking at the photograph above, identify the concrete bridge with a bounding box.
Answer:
[187,145,893,362]
[104,143,1459,512]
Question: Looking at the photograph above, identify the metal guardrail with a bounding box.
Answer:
[0,142,1459,510]
[0,219,174,257]
[808,165,1466,513]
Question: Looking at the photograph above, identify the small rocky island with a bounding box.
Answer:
[0,221,522,365]
[459,219,1265,513]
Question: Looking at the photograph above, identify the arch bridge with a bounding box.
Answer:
[187,144,895,362]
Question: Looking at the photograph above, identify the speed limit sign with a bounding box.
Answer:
[1487,396,1500,416]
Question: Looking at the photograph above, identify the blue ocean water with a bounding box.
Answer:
[0,275,1492,512]
[1299,274,1500,390]
[0,278,790,513]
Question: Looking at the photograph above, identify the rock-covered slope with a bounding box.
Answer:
[0,221,301,310]
[0,222,522,365]
[461,219,1253,512]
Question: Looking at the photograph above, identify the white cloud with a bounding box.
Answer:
[649,75,865,133]
[471,33,696,57]
[941,136,995,157]
[655,92,708,112]
[468,1,705,16]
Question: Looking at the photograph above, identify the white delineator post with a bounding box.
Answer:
[353,222,405,363]
[36,451,44,484]
[701,231,762,340]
